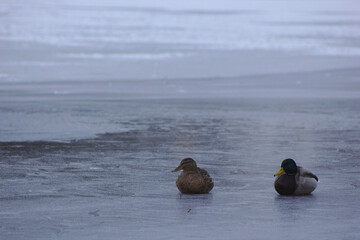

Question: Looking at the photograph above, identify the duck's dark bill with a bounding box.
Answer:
[172,166,182,172]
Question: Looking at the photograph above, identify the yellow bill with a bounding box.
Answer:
[274,167,284,176]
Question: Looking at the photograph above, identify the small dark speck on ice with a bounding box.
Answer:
[89,210,100,217]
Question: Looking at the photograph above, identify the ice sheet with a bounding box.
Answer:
[0,0,359,239]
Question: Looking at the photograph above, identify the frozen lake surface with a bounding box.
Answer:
[0,0,360,239]
[1,99,360,240]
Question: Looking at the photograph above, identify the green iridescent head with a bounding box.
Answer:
[274,158,298,176]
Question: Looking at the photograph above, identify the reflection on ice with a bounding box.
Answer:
[274,194,318,220]
[176,193,214,215]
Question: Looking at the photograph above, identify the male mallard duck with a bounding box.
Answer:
[274,158,318,195]
[172,158,214,194]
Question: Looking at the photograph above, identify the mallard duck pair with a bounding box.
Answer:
[172,158,318,195]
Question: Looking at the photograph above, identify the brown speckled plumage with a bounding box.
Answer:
[172,158,214,194]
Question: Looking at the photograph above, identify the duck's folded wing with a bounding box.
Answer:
[198,168,211,178]
[198,168,214,191]
[300,168,319,182]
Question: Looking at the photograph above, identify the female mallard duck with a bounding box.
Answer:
[172,158,214,194]
[274,158,318,195]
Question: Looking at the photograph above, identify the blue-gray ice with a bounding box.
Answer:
[0,0,359,239]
